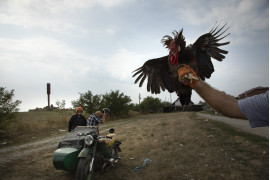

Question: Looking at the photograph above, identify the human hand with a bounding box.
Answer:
[178,64,199,88]
[102,108,110,115]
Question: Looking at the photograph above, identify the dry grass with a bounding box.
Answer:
[0,112,268,180]
[9,110,72,131]
[99,112,269,180]
[0,110,142,147]
[4,110,140,135]
[0,110,73,147]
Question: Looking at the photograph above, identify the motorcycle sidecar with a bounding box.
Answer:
[53,126,98,171]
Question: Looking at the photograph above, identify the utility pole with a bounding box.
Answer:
[47,83,51,108]
[170,93,172,104]
[139,93,141,112]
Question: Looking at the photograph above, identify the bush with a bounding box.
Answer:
[71,90,132,118]
[71,91,102,114]
[0,87,22,128]
[101,90,132,117]
[140,96,162,113]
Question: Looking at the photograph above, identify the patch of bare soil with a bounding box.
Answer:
[0,112,268,180]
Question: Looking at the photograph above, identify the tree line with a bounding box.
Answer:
[71,90,131,117]
[0,87,172,124]
[70,90,171,117]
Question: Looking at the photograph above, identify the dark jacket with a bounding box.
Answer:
[68,114,87,132]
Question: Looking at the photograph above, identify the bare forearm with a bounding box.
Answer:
[101,115,106,124]
[194,80,246,119]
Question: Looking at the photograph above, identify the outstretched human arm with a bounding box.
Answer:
[178,64,246,119]
[194,80,246,119]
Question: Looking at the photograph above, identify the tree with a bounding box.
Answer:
[140,96,162,112]
[129,103,141,112]
[162,101,171,107]
[101,90,131,117]
[0,87,22,123]
[71,91,102,114]
[56,100,66,109]
[71,90,132,117]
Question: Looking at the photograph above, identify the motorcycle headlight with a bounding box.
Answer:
[85,135,94,146]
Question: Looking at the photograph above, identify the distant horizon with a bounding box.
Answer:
[17,84,269,112]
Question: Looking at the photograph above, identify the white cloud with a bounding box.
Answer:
[0,0,268,111]
[167,0,268,45]
[105,28,116,35]
[0,0,133,35]
[0,37,98,83]
[101,48,155,81]
[0,36,152,83]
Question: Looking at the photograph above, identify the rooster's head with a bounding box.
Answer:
[161,29,186,65]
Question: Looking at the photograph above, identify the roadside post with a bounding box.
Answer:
[47,83,51,108]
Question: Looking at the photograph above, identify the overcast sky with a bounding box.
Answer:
[0,0,269,112]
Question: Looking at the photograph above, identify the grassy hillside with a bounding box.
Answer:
[0,110,140,146]
[0,110,73,146]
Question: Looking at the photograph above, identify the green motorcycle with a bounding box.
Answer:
[53,126,121,180]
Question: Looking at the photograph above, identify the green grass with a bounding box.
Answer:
[196,116,269,180]
[209,120,268,145]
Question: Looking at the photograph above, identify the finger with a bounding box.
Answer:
[191,75,199,80]
[188,73,199,80]
[185,75,192,80]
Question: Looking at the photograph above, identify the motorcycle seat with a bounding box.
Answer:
[98,134,117,147]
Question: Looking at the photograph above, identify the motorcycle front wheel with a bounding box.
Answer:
[76,156,93,180]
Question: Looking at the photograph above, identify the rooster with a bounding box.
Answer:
[132,23,230,106]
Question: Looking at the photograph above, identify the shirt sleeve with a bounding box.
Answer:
[95,116,102,123]
[87,114,102,126]
[238,91,269,128]
[87,116,91,126]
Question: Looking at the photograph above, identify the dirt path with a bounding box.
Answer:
[197,112,269,138]
[0,134,63,167]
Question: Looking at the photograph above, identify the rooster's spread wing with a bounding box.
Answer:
[132,56,174,94]
[192,23,230,80]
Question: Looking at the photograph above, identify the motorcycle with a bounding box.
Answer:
[53,126,122,180]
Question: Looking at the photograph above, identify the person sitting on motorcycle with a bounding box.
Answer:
[87,108,110,126]
[68,107,87,132]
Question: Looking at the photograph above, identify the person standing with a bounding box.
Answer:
[87,108,110,126]
[68,107,87,132]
